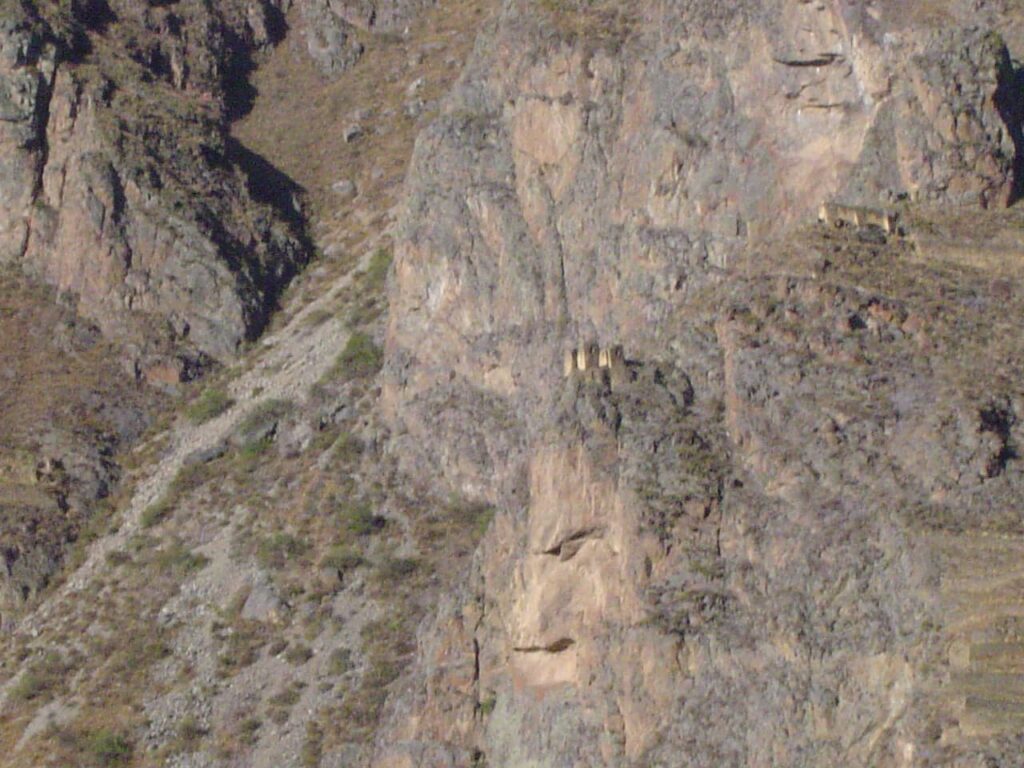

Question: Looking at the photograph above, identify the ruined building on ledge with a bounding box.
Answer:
[564,342,628,388]
[818,202,898,234]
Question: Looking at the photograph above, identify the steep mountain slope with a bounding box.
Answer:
[0,0,310,365]
[0,1,496,766]
[0,0,1023,767]
[372,1,1024,765]
[0,0,313,642]
[0,272,156,631]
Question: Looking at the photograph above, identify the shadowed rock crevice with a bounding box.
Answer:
[224,136,309,237]
[996,55,1024,205]
[513,638,575,654]
[541,526,603,560]
[980,402,1018,477]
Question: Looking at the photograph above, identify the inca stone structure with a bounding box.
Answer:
[818,202,898,234]
[564,342,627,386]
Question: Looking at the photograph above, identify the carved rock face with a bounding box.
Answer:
[374,0,1024,765]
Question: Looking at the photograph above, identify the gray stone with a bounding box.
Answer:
[343,123,365,143]
[331,179,357,199]
[241,580,286,623]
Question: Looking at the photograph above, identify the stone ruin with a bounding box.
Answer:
[818,201,898,234]
[564,342,628,387]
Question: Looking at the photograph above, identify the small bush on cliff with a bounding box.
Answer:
[186,388,234,424]
[141,461,215,527]
[321,545,364,575]
[84,729,132,766]
[10,651,66,702]
[140,496,173,528]
[373,556,419,588]
[363,247,392,294]
[340,500,386,536]
[153,541,210,576]
[257,532,309,569]
[237,398,294,437]
[331,332,383,381]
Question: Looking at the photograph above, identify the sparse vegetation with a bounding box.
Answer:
[329,332,383,382]
[140,496,173,528]
[362,247,392,293]
[479,693,497,716]
[301,720,324,767]
[10,651,67,703]
[186,387,234,424]
[536,0,637,47]
[268,681,305,723]
[237,398,294,437]
[327,647,352,676]
[83,729,133,767]
[153,540,210,576]
[233,436,273,473]
[171,715,207,754]
[332,431,364,464]
[216,619,270,678]
[373,556,420,587]
[141,457,219,528]
[321,545,365,575]
[285,643,314,665]
[238,716,262,746]
[257,532,309,570]
[340,499,386,536]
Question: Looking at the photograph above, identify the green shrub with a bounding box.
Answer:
[268,683,304,723]
[321,545,364,575]
[173,715,206,751]
[373,556,419,586]
[479,693,497,716]
[216,621,268,677]
[10,651,65,702]
[285,644,313,665]
[447,496,495,540]
[331,332,383,382]
[104,549,132,566]
[360,615,412,655]
[340,500,385,536]
[116,633,172,672]
[257,533,308,570]
[233,437,272,472]
[301,721,324,768]
[237,398,294,437]
[238,717,262,745]
[327,647,352,676]
[185,388,234,424]
[153,542,210,575]
[332,431,363,464]
[362,247,392,294]
[171,461,215,496]
[85,729,132,766]
[143,460,216,527]
[140,497,173,528]
[303,307,335,327]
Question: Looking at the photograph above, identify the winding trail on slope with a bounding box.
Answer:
[12,243,378,643]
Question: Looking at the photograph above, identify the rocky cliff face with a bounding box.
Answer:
[382,0,1020,503]
[0,0,319,637]
[0,0,310,375]
[0,0,1023,766]
[0,270,156,631]
[296,0,436,75]
[375,1,1024,765]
